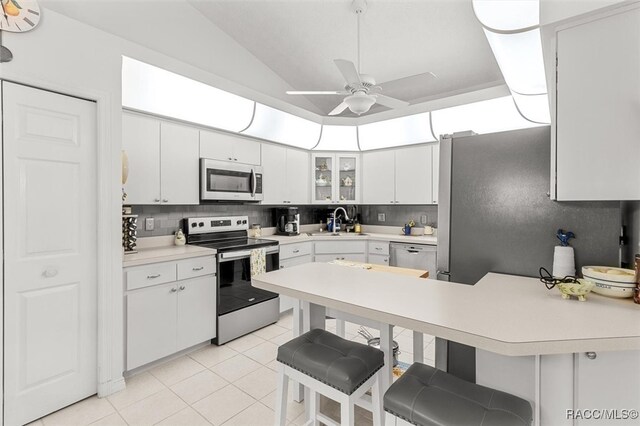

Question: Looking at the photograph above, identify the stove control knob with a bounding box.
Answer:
[242,220,247,224]
[191,222,197,228]
[198,222,204,227]
[236,220,242,225]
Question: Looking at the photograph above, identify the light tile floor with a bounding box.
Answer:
[29,313,435,426]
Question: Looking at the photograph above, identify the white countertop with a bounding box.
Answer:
[252,263,640,356]
[123,245,216,268]
[262,232,437,246]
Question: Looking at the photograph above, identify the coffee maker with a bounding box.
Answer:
[276,207,300,236]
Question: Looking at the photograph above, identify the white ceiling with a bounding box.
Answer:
[189,0,505,116]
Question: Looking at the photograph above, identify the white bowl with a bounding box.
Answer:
[582,266,635,283]
[591,282,636,298]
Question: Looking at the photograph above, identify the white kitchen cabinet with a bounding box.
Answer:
[367,254,389,265]
[176,276,217,351]
[200,129,261,165]
[122,113,161,205]
[574,350,640,424]
[279,242,313,312]
[261,143,309,204]
[315,253,367,263]
[314,240,366,263]
[395,145,433,204]
[125,256,216,370]
[126,282,177,370]
[122,112,199,205]
[160,121,199,205]
[554,5,640,200]
[312,153,360,204]
[362,150,395,204]
[362,145,436,205]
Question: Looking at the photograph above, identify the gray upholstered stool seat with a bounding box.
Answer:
[384,362,533,426]
[277,328,384,395]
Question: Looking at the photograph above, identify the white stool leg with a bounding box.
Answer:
[371,371,384,426]
[275,363,289,426]
[336,319,346,337]
[340,395,355,426]
[385,411,397,426]
[308,388,320,426]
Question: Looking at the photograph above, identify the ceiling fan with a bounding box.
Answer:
[286,0,436,116]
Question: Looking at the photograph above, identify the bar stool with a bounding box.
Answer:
[383,362,533,426]
[275,328,385,426]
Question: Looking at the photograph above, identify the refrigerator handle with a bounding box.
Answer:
[436,135,453,277]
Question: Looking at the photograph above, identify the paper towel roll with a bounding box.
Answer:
[553,246,575,277]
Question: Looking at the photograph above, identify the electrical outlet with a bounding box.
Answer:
[421,215,428,225]
[145,217,155,231]
[377,213,386,222]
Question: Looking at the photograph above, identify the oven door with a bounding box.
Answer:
[217,246,279,316]
[200,158,263,201]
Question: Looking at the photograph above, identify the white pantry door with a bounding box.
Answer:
[2,82,98,426]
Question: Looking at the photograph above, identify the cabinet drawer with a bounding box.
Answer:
[126,262,177,291]
[315,253,367,263]
[314,241,366,254]
[368,241,389,255]
[280,242,312,259]
[177,256,216,281]
[280,254,312,269]
[368,254,389,265]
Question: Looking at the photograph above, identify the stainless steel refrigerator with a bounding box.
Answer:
[436,126,621,382]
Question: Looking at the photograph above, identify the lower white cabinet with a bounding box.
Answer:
[279,242,313,312]
[315,253,367,263]
[368,254,389,265]
[125,256,216,370]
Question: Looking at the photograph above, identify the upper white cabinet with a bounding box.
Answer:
[122,113,199,205]
[311,153,361,204]
[261,143,310,204]
[200,129,261,165]
[554,5,640,200]
[363,144,436,204]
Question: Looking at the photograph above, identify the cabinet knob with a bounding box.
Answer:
[170,287,178,293]
[154,198,161,202]
[292,249,300,253]
[233,158,238,161]
[179,285,186,291]
[585,352,597,360]
[42,268,58,278]
[228,157,233,160]
[162,198,169,203]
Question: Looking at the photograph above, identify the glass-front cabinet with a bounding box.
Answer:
[311,153,360,204]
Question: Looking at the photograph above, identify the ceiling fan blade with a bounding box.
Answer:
[334,59,361,85]
[378,71,437,88]
[328,101,350,116]
[286,91,349,95]
[375,94,410,109]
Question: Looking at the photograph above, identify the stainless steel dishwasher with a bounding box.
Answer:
[389,243,437,277]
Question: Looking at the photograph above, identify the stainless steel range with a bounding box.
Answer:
[184,215,279,345]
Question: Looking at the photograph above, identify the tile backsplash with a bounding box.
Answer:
[131,204,438,238]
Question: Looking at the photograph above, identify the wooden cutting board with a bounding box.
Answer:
[330,260,429,279]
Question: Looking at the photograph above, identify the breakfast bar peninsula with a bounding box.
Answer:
[252,262,640,425]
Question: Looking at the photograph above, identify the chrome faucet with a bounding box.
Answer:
[332,207,349,235]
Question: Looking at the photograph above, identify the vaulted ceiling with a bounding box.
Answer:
[189,0,505,116]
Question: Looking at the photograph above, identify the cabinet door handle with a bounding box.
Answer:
[147,274,161,279]
[42,268,58,278]
[233,158,238,161]
[192,266,204,271]
[375,247,382,251]
[292,249,300,254]
[179,285,186,291]
[228,157,233,160]
[162,198,169,203]
[390,201,395,204]
[170,287,177,293]
[585,352,597,360]
[154,198,160,202]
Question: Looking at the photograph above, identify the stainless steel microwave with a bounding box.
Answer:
[200,158,263,202]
